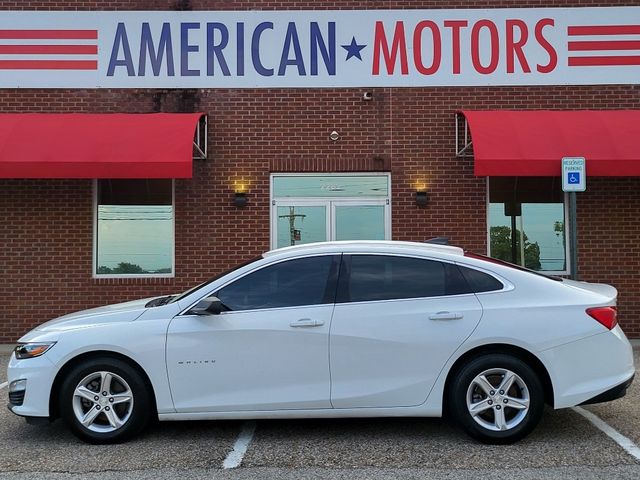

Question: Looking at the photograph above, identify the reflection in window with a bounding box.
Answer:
[488,178,567,272]
[340,255,471,303]
[276,206,326,248]
[216,256,337,311]
[96,179,173,276]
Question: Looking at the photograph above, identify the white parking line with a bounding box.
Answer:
[0,382,7,390]
[573,406,640,461]
[222,421,256,469]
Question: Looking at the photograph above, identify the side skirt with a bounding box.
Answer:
[158,405,440,421]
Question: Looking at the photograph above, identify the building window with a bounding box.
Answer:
[488,178,568,273]
[95,179,174,277]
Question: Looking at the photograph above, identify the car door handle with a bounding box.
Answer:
[289,318,324,328]
[428,311,464,321]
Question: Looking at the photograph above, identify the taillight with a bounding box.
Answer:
[586,306,618,330]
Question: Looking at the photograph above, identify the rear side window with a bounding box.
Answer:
[458,265,504,293]
[337,255,472,303]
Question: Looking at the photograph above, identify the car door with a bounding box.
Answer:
[166,254,340,413]
[329,254,483,409]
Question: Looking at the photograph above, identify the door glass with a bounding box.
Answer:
[276,206,326,248]
[216,256,338,311]
[338,255,471,303]
[335,205,385,241]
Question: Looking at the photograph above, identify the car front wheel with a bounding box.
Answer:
[59,357,152,444]
[448,354,544,444]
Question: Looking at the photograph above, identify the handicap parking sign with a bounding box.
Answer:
[567,172,580,184]
[562,158,586,192]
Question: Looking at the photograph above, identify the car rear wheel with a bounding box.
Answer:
[59,357,151,444]
[448,354,544,444]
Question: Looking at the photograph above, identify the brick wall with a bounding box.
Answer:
[1,1,639,341]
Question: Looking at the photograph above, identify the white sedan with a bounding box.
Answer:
[7,241,635,444]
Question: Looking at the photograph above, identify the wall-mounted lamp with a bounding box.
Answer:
[233,192,248,207]
[415,191,429,207]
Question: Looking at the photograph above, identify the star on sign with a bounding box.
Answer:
[341,37,367,61]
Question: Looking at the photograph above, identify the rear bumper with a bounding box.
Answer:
[579,373,634,405]
[539,326,635,408]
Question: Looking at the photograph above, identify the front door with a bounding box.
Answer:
[166,255,339,413]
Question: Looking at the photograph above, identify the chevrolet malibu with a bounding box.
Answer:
[7,241,635,444]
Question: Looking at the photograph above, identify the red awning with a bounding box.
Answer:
[460,110,640,177]
[0,113,204,178]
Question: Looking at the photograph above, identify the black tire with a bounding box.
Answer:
[448,353,544,444]
[59,357,152,444]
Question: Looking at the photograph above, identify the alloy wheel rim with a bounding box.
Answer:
[71,371,134,433]
[466,368,530,432]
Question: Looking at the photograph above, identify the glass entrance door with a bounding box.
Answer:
[273,200,389,249]
[271,174,391,250]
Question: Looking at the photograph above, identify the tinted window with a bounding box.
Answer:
[488,177,566,272]
[216,255,338,311]
[338,255,471,303]
[459,265,504,293]
[96,179,173,276]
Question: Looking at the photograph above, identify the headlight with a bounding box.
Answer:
[14,342,56,359]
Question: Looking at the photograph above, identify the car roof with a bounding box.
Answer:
[263,240,464,259]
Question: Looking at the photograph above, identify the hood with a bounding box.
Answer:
[34,297,157,333]
[561,279,618,302]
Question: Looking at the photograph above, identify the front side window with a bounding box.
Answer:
[488,177,567,273]
[216,255,339,311]
[95,179,173,276]
[337,255,471,303]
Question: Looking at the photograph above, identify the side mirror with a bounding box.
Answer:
[189,296,224,316]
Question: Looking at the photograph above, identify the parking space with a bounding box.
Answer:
[1,350,639,479]
[243,409,630,469]
[0,392,239,473]
[582,348,640,447]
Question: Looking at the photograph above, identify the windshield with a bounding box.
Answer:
[464,252,563,282]
[170,255,263,304]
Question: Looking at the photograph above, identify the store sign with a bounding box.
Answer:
[0,7,638,88]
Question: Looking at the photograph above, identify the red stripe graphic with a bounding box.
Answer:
[0,45,97,55]
[568,56,640,67]
[0,60,97,70]
[568,25,640,36]
[0,29,97,39]
[568,40,640,51]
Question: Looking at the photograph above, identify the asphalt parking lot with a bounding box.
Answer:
[1,349,639,480]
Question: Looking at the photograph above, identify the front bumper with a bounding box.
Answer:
[6,352,57,418]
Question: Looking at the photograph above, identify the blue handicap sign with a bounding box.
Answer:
[567,172,580,184]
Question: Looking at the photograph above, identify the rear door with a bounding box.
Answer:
[329,254,483,408]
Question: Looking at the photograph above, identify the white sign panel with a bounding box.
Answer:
[0,7,639,88]
[562,157,587,192]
